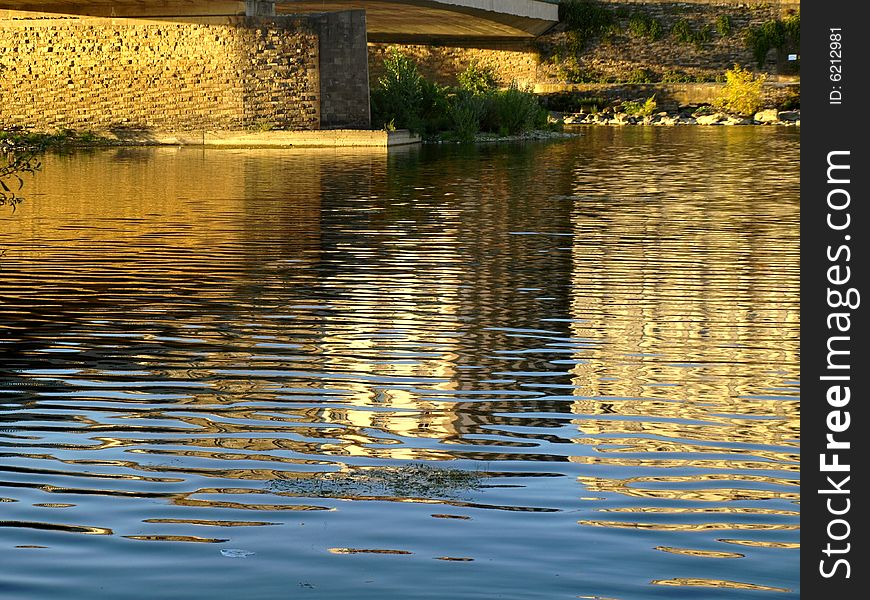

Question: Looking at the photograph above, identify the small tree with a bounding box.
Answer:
[370,49,424,130]
[714,65,767,115]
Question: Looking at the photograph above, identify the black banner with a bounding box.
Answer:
[802,2,867,596]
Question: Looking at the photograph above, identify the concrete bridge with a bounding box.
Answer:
[0,0,559,40]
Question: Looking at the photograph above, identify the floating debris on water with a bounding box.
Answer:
[268,463,485,500]
[220,549,256,558]
[329,548,413,555]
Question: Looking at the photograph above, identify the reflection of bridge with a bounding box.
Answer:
[1,1,559,40]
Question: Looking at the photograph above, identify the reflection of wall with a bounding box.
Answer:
[1,132,801,466]
[566,177,799,404]
[1,148,392,373]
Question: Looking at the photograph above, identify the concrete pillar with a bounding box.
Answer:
[245,1,275,17]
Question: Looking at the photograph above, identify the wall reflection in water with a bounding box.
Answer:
[0,128,799,599]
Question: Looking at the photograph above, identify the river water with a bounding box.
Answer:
[1,127,799,599]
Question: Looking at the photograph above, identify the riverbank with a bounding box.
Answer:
[558,108,800,126]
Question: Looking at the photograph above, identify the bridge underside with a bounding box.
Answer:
[0,0,558,41]
[279,1,558,41]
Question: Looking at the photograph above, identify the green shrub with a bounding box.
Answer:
[744,14,799,68]
[695,24,712,46]
[628,13,663,41]
[458,61,499,95]
[482,85,548,135]
[419,78,452,134]
[777,87,801,110]
[714,65,767,115]
[554,56,610,83]
[715,14,732,36]
[626,67,656,83]
[370,49,453,135]
[783,11,800,46]
[371,50,551,141]
[621,95,658,117]
[540,93,609,113]
[370,49,425,131]
[672,18,694,44]
[661,69,694,83]
[672,18,711,47]
[448,91,486,142]
[559,0,618,49]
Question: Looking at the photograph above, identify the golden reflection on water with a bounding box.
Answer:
[1,128,799,598]
[655,546,744,558]
[652,578,790,592]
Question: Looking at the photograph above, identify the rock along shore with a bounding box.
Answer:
[559,108,800,127]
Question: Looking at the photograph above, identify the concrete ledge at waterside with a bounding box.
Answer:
[103,129,421,148]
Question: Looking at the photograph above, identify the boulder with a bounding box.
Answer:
[723,116,752,126]
[778,110,800,121]
[754,109,779,123]
[696,113,726,125]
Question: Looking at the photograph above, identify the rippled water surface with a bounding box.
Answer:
[1,127,799,599]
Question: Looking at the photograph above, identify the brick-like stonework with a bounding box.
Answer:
[0,10,371,132]
[369,42,541,88]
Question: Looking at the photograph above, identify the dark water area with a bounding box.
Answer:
[0,127,799,599]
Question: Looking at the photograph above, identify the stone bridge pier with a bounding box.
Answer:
[246,1,276,16]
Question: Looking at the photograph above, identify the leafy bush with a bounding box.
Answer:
[661,69,694,83]
[540,93,609,113]
[695,24,712,46]
[745,13,799,68]
[714,65,767,115]
[448,91,486,142]
[628,13,663,41]
[621,95,657,117]
[370,49,425,131]
[672,18,711,47]
[672,18,694,44]
[458,61,499,95]
[783,11,800,46]
[370,49,452,135]
[482,85,548,135]
[777,87,801,110]
[559,0,618,49]
[554,56,610,83]
[626,67,656,83]
[371,50,550,141]
[715,15,732,36]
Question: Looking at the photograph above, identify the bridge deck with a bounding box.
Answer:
[0,1,558,39]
